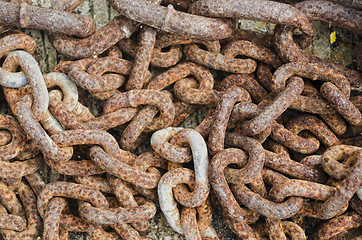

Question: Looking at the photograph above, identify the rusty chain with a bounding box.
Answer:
[0,0,360,239]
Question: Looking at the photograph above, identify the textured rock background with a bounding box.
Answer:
[4,0,360,239]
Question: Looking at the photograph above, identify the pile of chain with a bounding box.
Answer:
[0,0,361,239]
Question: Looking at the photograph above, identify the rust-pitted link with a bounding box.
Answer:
[44,72,79,113]
[0,35,36,88]
[196,201,213,234]
[0,210,24,232]
[155,127,210,207]
[330,0,362,9]
[60,214,121,240]
[262,168,289,186]
[223,132,265,184]
[158,168,190,234]
[320,113,348,136]
[264,151,327,183]
[270,122,321,154]
[113,223,148,240]
[0,181,41,240]
[317,149,362,219]
[295,0,362,34]
[78,197,157,225]
[52,57,94,74]
[89,146,161,189]
[0,2,96,37]
[13,96,73,163]
[228,102,259,129]
[190,0,314,47]
[193,108,215,138]
[83,107,137,129]
[126,25,157,90]
[216,74,269,103]
[118,38,183,68]
[290,95,337,115]
[295,153,320,168]
[158,168,210,235]
[253,221,306,240]
[48,90,139,131]
[321,145,362,179]
[271,62,350,97]
[312,211,362,240]
[208,86,251,156]
[74,175,113,194]
[104,90,175,131]
[27,172,121,239]
[210,148,260,224]
[224,215,259,240]
[151,45,183,68]
[155,32,221,51]
[108,175,151,232]
[183,43,257,74]
[0,181,29,233]
[0,154,41,180]
[320,82,362,126]
[239,76,304,136]
[119,105,157,151]
[43,197,67,240]
[147,62,214,125]
[109,0,232,40]
[173,78,220,106]
[0,114,26,160]
[231,183,303,219]
[180,207,205,240]
[0,32,36,59]
[269,179,336,202]
[50,129,135,164]
[282,221,306,240]
[256,62,274,91]
[49,16,138,59]
[3,50,49,120]
[222,40,282,69]
[44,155,104,176]
[263,139,290,157]
[265,218,287,240]
[37,181,109,218]
[117,91,172,151]
[24,172,45,196]
[0,181,24,216]
[0,130,11,146]
[39,73,79,135]
[132,151,167,178]
[106,45,123,58]
[151,127,191,163]
[147,61,214,91]
[286,114,339,147]
[198,212,220,240]
[68,57,135,94]
[86,56,152,88]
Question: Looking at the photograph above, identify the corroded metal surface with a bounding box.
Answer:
[0,0,360,239]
